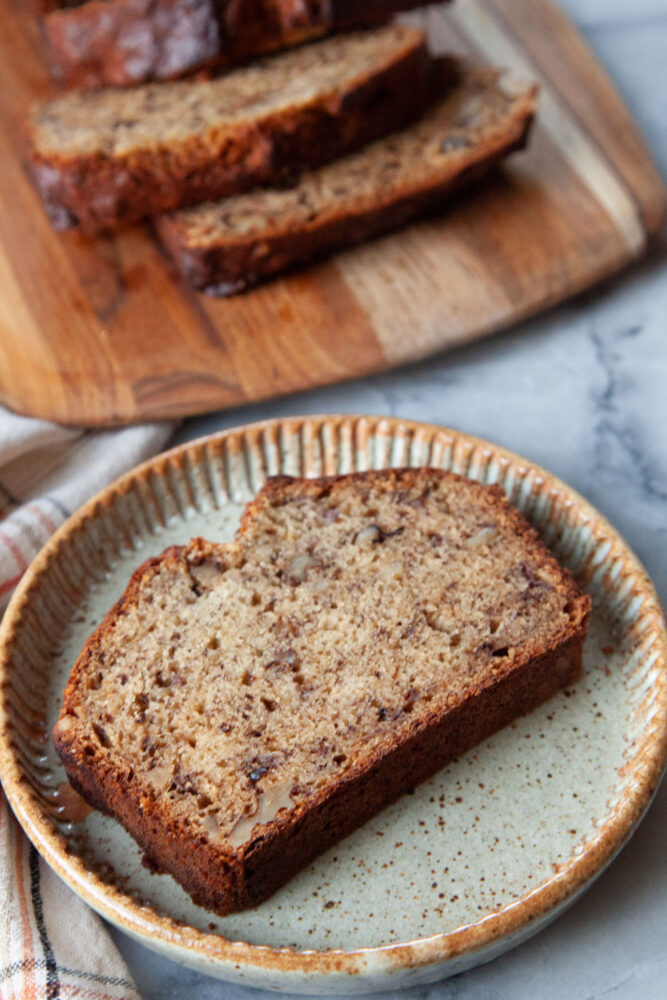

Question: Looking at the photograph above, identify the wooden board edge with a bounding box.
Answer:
[0,244,646,430]
[484,0,667,239]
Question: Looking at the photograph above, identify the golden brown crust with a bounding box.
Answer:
[55,633,585,914]
[42,0,432,90]
[28,27,429,229]
[52,468,590,916]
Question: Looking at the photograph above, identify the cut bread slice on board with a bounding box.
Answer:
[41,0,435,89]
[27,24,429,229]
[156,61,538,294]
[53,468,589,916]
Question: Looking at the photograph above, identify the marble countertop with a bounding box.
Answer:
[111,1,667,996]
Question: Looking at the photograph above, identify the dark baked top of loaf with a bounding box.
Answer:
[165,64,537,249]
[29,24,423,157]
[54,469,589,855]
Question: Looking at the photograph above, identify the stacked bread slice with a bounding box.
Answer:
[25,0,538,293]
[28,25,431,228]
[158,64,537,294]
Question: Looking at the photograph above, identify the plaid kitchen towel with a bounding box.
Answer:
[0,404,174,999]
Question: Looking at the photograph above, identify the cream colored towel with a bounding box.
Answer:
[0,405,173,999]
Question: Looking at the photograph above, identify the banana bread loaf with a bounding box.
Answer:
[53,468,590,916]
[157,61,538,294]
[27,24,429,229]
[41,0,433,90]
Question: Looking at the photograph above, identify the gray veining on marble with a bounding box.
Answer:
[112,1,667,996]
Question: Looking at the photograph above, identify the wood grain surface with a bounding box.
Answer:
[0,0,664,427]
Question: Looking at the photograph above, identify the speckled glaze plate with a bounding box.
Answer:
[1,416,666,994]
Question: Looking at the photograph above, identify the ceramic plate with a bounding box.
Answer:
[0,416,665,994]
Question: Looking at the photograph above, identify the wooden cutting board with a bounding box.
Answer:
[0,0,664,427]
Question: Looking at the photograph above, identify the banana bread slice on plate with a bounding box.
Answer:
[156,62,538,294]
[53,468,590,916]
[41,0,433,89]
[27,24,429,229]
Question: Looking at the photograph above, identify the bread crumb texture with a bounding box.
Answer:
[54,469,589,912]
[169,65,532,247]
[30,25,422,157]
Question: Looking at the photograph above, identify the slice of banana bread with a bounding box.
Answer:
[27,24,429,229]
[53,468,590,916]
[41,0,433,90]
[156,62,538,294]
